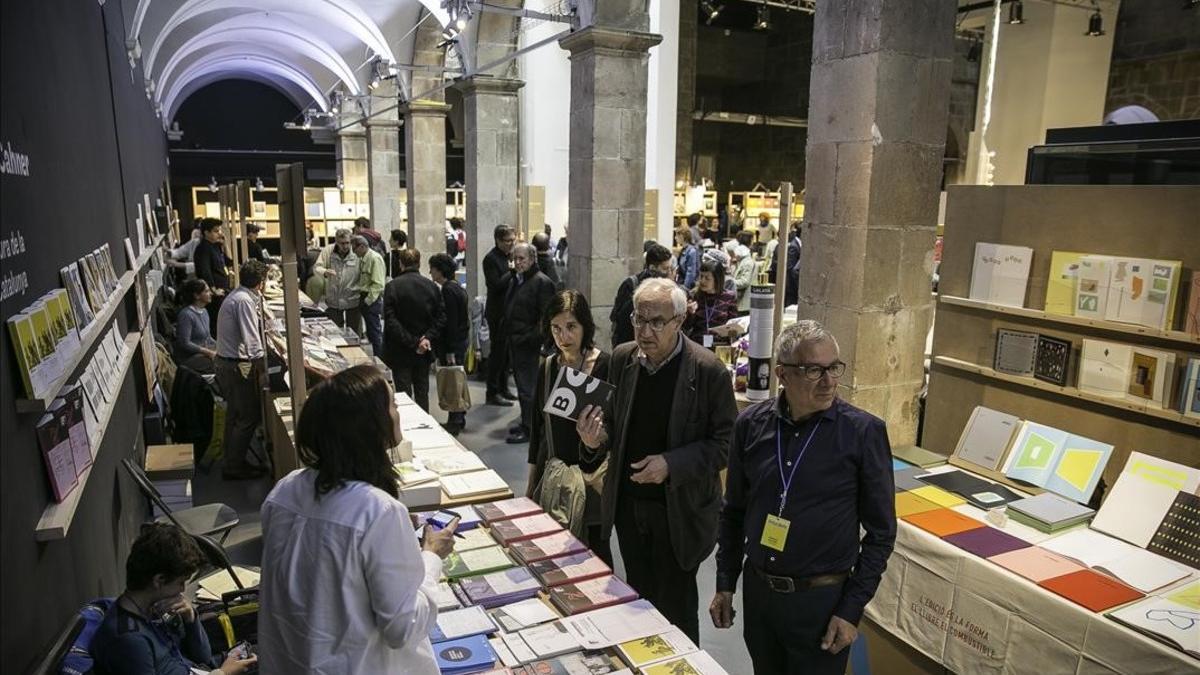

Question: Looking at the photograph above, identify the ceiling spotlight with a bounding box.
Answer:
[1086,10,1105,36]
[208,176,218,192]
[755,3,771,30]
[368,58,385,90]
[255,177,264,191]
[330,90,342,114]
[701,0,723,25]
[302,112,312,130]
[1007,1,1024,24]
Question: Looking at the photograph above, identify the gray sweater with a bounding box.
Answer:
[175,305,215,359]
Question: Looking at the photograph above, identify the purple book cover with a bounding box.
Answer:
[943,527,1031,559]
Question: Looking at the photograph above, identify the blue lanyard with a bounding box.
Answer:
[775,418,822,516]
[703,298,717,329]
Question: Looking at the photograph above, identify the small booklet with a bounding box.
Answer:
[549,574,639,616]
[541,366,616,422]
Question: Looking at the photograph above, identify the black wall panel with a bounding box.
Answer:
[1,2,166,669]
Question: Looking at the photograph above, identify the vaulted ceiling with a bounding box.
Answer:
[123,0,454,123]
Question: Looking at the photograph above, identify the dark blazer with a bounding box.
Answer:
[608,269,660,349]
[483,247,511,323]
[599,337,736,569]
[536,251,561,289]
[504,268,556,351]
[436,279,469,359]
[382,269,445,368]
[193,239,230,291]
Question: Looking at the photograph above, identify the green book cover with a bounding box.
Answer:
[442,545,514,580]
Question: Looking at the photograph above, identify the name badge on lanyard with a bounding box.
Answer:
[759,418,821,553]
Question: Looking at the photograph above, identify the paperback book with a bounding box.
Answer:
[1001,421,1113,504]
[490,513,565,546]
[549,575,639,616]
[528,550,612,587]
[475,497,544,524]
[458,567,541,608]
[509,530,587,565]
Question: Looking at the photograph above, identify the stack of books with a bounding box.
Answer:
[458,567,541,608]
[475,497,543,524]
[528,550,611,587]
[548,575,638,616]
[433,634,497,674]
[509,530,587,565]
[1007,492,1095,533]
[490,513,564,546]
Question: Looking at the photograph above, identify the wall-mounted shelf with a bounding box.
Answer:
[932,355,1199,428]
[35,331,141,541]
[15,235,163,414]
[939,295,1200,348]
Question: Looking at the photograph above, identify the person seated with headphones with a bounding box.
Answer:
[90,523,256,675]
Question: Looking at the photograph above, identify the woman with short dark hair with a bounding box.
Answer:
[527,290,613,564]
[258,366,458,674]
[90,523,257,674]
[683,259,739,346]
[175,278,217,373]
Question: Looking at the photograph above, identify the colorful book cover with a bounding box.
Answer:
[475,497,543,524]
[549,575,639,616]
[490,513,564,546]
[458,567,541,608]
[1038,569,1144,613]
[1074,255,1112,319]
[617,629,699,669]
[1105,258,1180,330]
[7,313,44,398]
[50,290,81,355]
[641,650,730,675]
[433,634,496,674]
[900,509,985,538]
[442,546,514,580]
[528,550,612,587]
[1033,334,1071,387]
[1126,346,1175,406]
[1043,250,1087,316]
[56,387,93,473]
[36,411,79,502]
[509,529,586,565]
[29,303,62,386]
[1002,422,1067,488]
[1186,271,1200,336]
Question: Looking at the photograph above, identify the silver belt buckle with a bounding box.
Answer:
[768,574,795,593]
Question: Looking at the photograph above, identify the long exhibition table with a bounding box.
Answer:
[863,500,1196,674]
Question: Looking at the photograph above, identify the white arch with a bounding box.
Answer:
[145,0,396,77]
[155,16,362,102]
[130,0,153,42]
[159,43,332,112]
[162,54,329,120]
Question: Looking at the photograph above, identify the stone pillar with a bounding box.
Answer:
[402,100,451,257]
[560,27,662,347]
[674,2,697,187]
[800,0,955,444]
[455,76,523,303]
[365,81,403,233]
[336,127,368,192]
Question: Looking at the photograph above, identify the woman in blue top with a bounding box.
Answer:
[175,278,217,373]
[674,226,699,291]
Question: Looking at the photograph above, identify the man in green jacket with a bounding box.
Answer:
[352,235,386,356]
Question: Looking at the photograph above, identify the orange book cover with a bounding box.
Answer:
[895,492,942,518]
[901,508,985,538]
[1038,569,1143,612]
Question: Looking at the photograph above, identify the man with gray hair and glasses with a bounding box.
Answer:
[577,277,736,645]
[710,320,895,674]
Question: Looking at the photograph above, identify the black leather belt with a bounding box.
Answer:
[752,567,848,594]
[217,356,254,363]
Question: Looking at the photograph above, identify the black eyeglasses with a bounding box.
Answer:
[778,361,846,381]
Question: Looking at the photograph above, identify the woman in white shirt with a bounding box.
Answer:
[258,365,459,674]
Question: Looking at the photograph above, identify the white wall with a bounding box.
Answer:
[518,0,678,242]
[646,0,679,245]
[518,11,572,235]
[965,1,1118,185]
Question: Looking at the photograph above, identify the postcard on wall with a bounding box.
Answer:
[969,243,1033,308]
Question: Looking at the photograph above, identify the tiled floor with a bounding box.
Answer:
[193,372,753,673]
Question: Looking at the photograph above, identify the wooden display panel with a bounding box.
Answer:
[925,185,1200,495]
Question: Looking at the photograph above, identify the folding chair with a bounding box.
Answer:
[121,458,239,544]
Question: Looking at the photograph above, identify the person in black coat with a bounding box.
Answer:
[504,243,556,444]
[429,253,469,434]
[382,248,445,412]
[388,229,408,279]
[784,222,802,307]
[483,224,518,406]
[609,243,673,349]
[532,231,562,290]
[192,218,230,334]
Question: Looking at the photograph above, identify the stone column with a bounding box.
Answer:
[336,127,368,192]
[455,76,523,303]
[799,0,955,444]
[560,26,662,347]
[674,2,697,187]
[402,99,451,257]
[365,82,403,233]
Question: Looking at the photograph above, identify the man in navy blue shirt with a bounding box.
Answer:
[91,523,256,675]
[710,320,896,674]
